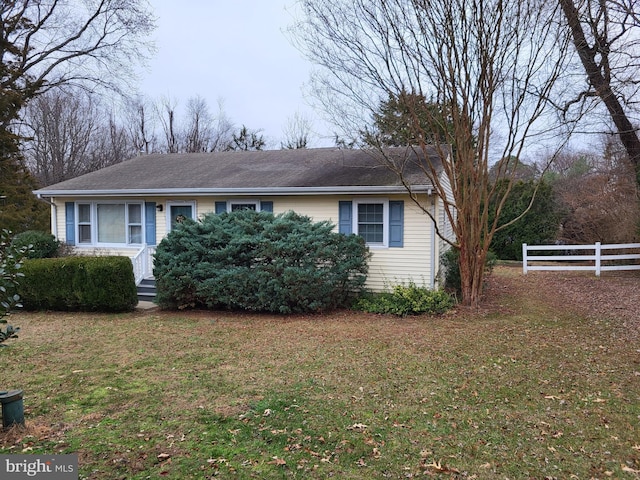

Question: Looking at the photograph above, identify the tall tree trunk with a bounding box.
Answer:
[559,0,640,184]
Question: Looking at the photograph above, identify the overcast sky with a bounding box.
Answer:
[138,0,334,148]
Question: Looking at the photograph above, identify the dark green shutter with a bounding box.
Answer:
[65,202,75,246]
[144,202,156,245]
[389,201,404,247]
[260,201,273,212]
[215,201,227,214]
[338,201,352,234]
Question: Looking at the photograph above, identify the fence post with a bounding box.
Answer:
[522,243,528,274]
[595,242,601,276]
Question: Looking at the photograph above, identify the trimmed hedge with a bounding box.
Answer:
[18,256,138,312]
[154,210,370,313]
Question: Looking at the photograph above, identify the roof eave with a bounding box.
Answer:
[34,185,434,197]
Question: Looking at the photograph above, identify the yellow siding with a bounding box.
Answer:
[50,194,439,292]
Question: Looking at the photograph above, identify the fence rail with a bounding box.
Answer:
[522,242,640,276]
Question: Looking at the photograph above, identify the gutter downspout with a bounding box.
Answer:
[36,194,58,239]
[430,194,436,290]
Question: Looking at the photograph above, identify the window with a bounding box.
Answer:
[75,202,145,245]
[230,201,258,211]
[78,204,92,244]
[357,203,385,244]
[128,204,143,244]
[339,199,404,248]
[215,200,272,213]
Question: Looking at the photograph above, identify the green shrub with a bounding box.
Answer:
[19,256,138,312]
[441,248,497,293]
[1,230,31,345]
[355,283,455,316]
[11,230,60,259]
[154,210,370,313]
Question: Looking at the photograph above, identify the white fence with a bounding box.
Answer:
[522,242,640,276]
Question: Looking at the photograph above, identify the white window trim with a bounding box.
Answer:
[166,200,197,231]
[75,201,145,247]
[353,198,389,248]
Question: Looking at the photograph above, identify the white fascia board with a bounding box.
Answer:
[34,185,434,197]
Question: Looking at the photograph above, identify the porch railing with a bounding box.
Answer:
[132,245,156,285]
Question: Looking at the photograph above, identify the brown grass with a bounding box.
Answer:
[0,265,638,479]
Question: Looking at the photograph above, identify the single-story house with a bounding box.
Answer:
[34,147,455,291]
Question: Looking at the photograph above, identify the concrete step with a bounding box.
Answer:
[137,278,156,302]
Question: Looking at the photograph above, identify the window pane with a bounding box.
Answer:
[97,204,125,243]
[128,204,142,224]
[231,203,257,211]
[359,224,384,243]
[78,204,91,223]
[129,225,142,244]
[358,204,383,223]
[79,225,92,244]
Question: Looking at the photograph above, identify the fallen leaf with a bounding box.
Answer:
[267,456,286,466]
[347,423,368,431]
[622,465,640,474]
[157,453,171,461]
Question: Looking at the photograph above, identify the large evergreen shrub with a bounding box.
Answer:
[488,179,560,260]
[11,230,61,259]
[19,256,138,312]
[154,210,370,313]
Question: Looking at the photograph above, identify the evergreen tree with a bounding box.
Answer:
[488,180,560,260]
[365,90,456,147]
[226,125,266,151]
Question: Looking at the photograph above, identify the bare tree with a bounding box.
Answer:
[21,88,137,186]
[90,113,138,171]
[184,95,214,153]
[127,96,157,155]
[21,89,101,186]
[281,111,313,149]
[293,0,570,306]
[558,0,640,183]
[209,99,236,152]
[553,142,640,243]
[157,96,180,153]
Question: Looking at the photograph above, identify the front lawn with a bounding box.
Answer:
[1,267,638,478]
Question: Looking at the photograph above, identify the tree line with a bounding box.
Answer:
[17,89,315,187]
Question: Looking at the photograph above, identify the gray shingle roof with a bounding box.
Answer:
[35,147,443,196]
